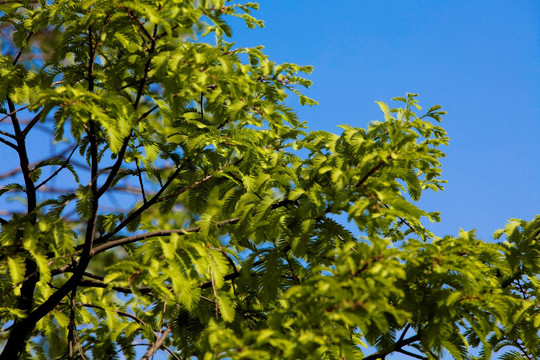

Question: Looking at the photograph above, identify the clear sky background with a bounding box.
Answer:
[228,0,540,242]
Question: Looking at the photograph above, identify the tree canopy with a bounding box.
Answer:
[0,1,539,359]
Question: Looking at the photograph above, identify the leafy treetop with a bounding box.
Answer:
[0,1,538,359]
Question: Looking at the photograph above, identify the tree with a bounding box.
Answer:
[0,1,538,359]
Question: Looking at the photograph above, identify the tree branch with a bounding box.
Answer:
[140,328,171,360]
[357,159,386,188]
[155,173,216,204]
[35,145,78,190]
[67,288,77,360]
[396,348,428,360]
[0,105,28,124]
[0,136,17,150]
[0,28,100,360]
[96,137,130,199]
[12,31,32,65]
[134,22,157,109]
[0,128,16,139]
[80,24,99,261]
[80,303,152,330]
[21,109,45,137]
[96,22,157,201]
[398,324,411,343]
[0,97,39,359]
[90,217,239,256]
[363,334,421,360]
[210,268,219,319]
[98,164,184,241]
[78,278,150,295]
[135,159,147,203]
[0,146,79,180]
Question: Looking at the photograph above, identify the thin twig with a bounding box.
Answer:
[159,296,167,336]
[80,303,152,330]
[0,105,28,124]
[162,345,182,360]
[35,145,78,190]
[0,146,80,180]
[155,173,215,204]
[135,159,147,203]
[214,248,239,293]
[74,327,88,360]
[96,136,130,199]
[89,217,240,256]
[357,160,385,188]
[514,339,533,360]
[200,92,204,119]
[12,31,32,65]
[133,22,158,109]
[124,8,153,43]
[139,104,159,122]
[210,268,219,319]
[88,157,179,238]
[67,289,77,360]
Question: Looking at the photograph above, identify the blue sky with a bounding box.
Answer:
[1,1,538,359]
[230,0,540,241]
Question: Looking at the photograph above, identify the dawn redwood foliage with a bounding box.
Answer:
[0,1,538,359]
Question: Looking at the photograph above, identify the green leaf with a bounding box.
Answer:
[7,257,25,285]
[216,293,235,322]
